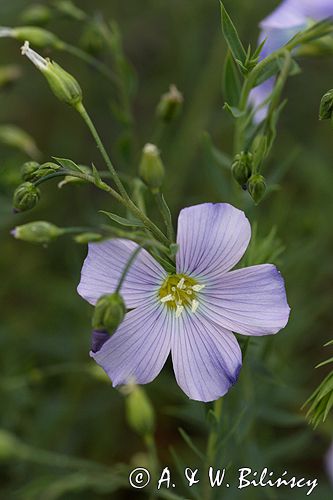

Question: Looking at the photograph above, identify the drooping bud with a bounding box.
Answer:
[125,385,155,437]
[13,182,40,212]
[1,26,62,49]
[319,89,333,120]
[73,233,103,244]
[156,84,183,122]
[248,174,266,205]
[0,65,22,89]
[20,5,53,26]
[0,125,40,159]
[21,161,60,182]
[80,23,105,55]
[11,221,64,244]
[231,151,253,187]
[21,41,82,107]
[92,293,126,333]
[139,143,165,192]
[51,0,87,21]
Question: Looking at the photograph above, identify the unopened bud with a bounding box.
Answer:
[0,65,22,88]
[157,84,183,122]
[13,182,40,212]
[20,5,53,26]
[52,1,87,21]
[231,151,253,187]
[248,174,266,205]
[80,24,105,55]
[1,26,62,49]
[125,385,155,437]
[21,41,82,106]
[90,330,110,353]
[11,221,64,244]
[92,293,125,333]
[0,125,40,159]
[22,161,60,182]
[319,89,333,120]
[139,143,165,191]
[74,232,103,244]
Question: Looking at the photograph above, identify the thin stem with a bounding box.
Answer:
[61,43,119,86]
[154,191,175,242]
[203,398,223,500]
[75,102,130,200]
[115,246,142,293]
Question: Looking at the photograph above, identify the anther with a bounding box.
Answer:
[191,299,199,313]
[177,277,185,289]
[161,294,174,303]
[176,305,184,318]
[192,284,205,292]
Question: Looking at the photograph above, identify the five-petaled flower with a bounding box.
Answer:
[250,0,333,122]
[78,203,290,402]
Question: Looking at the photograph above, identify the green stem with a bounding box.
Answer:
[204,398,223,500]
[61,43,119,86]
[154,191,175,242]
[115,246,142,293]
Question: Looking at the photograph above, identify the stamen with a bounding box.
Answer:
[186,290,193,295]
[175,305,184,318]
[192,284,205,292]
[171,286,176,292]
[191,299,199,313]
[161,294,174,303]
[177,277,185,289]
[21,41,49,71]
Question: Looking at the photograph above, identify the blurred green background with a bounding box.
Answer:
[1,0,333,498]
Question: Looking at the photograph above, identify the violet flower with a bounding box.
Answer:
[250,0,333,122]
[78,203,290,402]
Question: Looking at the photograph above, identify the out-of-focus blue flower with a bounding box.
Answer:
[325,440,333,485]
[78,203,290,402]
[250,0,333,122]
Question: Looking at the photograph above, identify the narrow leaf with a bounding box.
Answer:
[220,1,246,68]
[100,210,144,227]
[223,51,242,106]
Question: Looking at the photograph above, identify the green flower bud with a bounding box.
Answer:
[156,84,183,122]
[0,26,62,49]
[52,0,87,21]
[13,182,40,212]
[21,41,82,107]
[22,161,60,182]
[11,221,64,244]
[0,125,40,159]
[231,151,253,187]
[92,293,126,333]
[80,24,105,55]
[319,89,333,120]
[20,5,53,26]
[125,385,155,437]
[74,233,103,244]
[248,174,266,205]
[21,161,40,181]
[0,65,22,88]
[0,430,20,460]
[139,143,165,192]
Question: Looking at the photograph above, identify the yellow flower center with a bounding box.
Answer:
[159,273,205,317]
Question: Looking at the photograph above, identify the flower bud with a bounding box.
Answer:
[74,233,103,244]
[125,385,155,437]
[319,89,333,120]
[0,65,22,88]
[21,41,82,107]
[1,26,62,49]
[80,24,105,55]
[139,143,165,191]
[157,84,183,122]
[11,221,64,244]
[231,151,253,187]
[91,330,110,353]
[21,161,60,182]
[20,5,53,26]
[52,0,86,21]
[13,182,40,212]
[248,174,266,205]
[92,293,126,333]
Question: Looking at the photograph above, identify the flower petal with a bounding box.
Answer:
[91,301,172,386]
[77,239,166,308]
[176,203,251,280]
[171,311,242,402]
[200,264,290,336]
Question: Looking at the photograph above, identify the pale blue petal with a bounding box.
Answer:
[77,239,166,308]
[171,311,242,402]
[200,264,290,336]
[176,203,251,280]
[91,301,172,386]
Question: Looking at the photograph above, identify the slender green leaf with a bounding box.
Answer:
[99,210,144,227]
[223,51,242,106]
[220,1,247,68]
